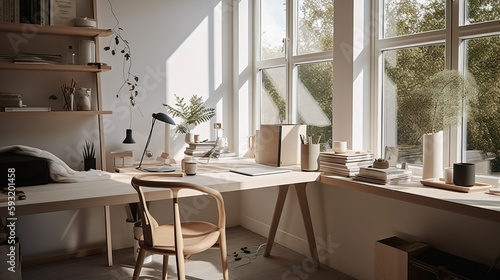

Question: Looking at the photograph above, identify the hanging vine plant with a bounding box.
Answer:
[103,0,139,107]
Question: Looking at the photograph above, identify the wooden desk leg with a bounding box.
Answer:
[295,183,320,268]
[104,205,113,266]
[264,185,289,257]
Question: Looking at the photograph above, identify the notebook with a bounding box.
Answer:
[229,165,291,176]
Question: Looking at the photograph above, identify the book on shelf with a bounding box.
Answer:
[3,106,51,112]
[184,149,213,156]
[186,146,216,151]
[353,174,412,185]
[320,160,371,174]
[0,55,14,62]
[0,92,22,107]
[319,166,358,177]
[320,160,373,169]
[50,0,76,26]
[188,141,217,148]
[13,52,63,64]
[358,166,412,180]
[354,165,412,185]
[319,151,374,164]
[319,151,374,177]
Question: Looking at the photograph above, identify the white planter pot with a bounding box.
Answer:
[422,131,443,179]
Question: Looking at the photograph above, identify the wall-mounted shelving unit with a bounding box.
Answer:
[0,0,112,170]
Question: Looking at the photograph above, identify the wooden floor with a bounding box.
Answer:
[22,226,355,280]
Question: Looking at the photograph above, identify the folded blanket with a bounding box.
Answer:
[0,145,111,183]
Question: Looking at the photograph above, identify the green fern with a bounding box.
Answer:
[163,94,215,134]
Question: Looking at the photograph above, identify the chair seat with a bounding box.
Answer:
[140,221,221,256]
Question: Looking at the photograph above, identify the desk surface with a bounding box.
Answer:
[0,159,321,216]
[320,175,500,223]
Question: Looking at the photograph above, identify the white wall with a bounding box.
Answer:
[97,0,236,168]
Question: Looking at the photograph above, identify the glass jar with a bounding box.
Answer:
[76,88,91,111]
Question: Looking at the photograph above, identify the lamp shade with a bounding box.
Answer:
[123,128,136,144]
[137,112,176,171]
[152,112,175,125]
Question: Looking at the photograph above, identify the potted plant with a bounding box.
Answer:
[163,94,216,143]
[83,141,96,171]
[405,69,478,178]
[373,158,389,169]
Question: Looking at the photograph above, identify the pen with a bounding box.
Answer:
[316,135,321,144]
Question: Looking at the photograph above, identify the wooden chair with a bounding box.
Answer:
[131,174,229,280]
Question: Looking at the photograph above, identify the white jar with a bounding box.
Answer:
[79,39,95,65]
[76,88,91,111]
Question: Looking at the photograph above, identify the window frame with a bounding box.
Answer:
[374,0,500,174]
[254,0,334,126]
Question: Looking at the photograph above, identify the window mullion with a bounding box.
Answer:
[287,0,295,124]
[448,0,462,165]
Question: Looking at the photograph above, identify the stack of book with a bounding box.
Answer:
[184,141,217,157]
[14,52,62,64]
[319,152,374,177]
[184,140,237,158]
[354,166,412,185]
[3,106,50,112]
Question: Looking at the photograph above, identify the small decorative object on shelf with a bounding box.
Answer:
[66,45,77,65]
[373,158,389,169]
[48,94,57,109]
[83,140,96,171]
[76,87,91,111]
[61,79,77,111]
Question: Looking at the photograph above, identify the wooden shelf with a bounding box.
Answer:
[0,110,112,116]
[0,22,113,37]
[0,62,111,72]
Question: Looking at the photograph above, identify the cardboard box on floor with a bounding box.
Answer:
[374,236,430,280]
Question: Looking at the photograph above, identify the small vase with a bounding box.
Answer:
[422,131,443,179]
[84,158,96,171]
[76,88,91,111]
[184,133,194,144]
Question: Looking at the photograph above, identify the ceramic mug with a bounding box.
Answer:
[453,163,475,187]
[333,141,347,153]
[184,161,197,176]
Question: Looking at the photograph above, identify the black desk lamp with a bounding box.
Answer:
[137,112,176,172]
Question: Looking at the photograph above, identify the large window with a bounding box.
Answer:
[257,0,333,149]
[378,0,500,175]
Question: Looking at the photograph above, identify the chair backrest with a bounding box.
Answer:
[131,174,226,247]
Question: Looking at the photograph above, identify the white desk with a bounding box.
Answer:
[320,175,500,223]
[0,158,321,267]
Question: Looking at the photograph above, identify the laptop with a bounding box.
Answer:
[229,165,291,176]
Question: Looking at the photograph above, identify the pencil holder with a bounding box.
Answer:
[301,144,320,171]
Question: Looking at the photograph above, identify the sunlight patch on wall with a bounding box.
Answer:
[213,1,223,90]
[167,17,210,100]
[238,0,249,74]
